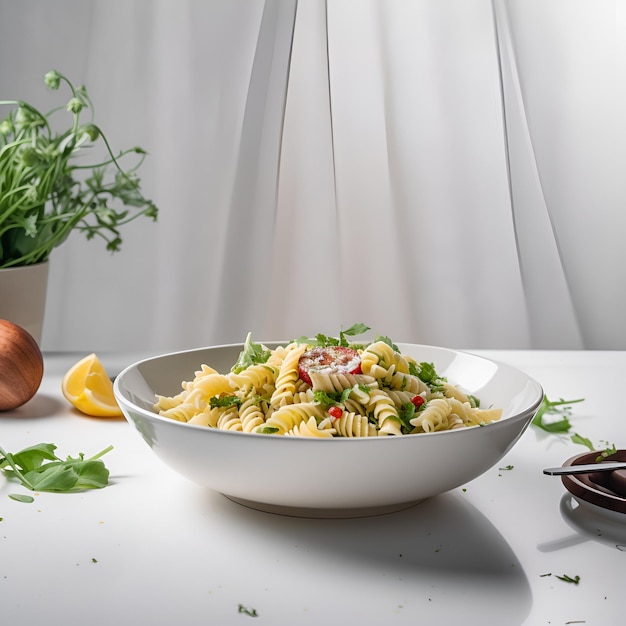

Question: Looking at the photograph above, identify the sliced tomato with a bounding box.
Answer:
[297,346,362,386]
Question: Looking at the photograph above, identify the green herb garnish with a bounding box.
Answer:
[0,443,112,494]
[255,426,279,435]
[293,323,371,348]
[570,433,594,451]
[398,402,416,434]
[556,574,580,585]
[596,441,618,462]
[238,604,258,617]
[375,334,399,352]
[312,388,351,408]
[231,332,271,374]
[209,395,241,409]
[532,396,585,433]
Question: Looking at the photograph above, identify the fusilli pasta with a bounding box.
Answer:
[153,333,502,438]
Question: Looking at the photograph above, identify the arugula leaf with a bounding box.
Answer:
[416,362,440,384]
[293,323,371,348]
[570,433,594,451]
[340,323,370,345]
[531,396,584,433]
[467,394,480,409]
[374,334,399,352]
[231,332,271,374]
[398,402,416,434]
[415,362,446,393]
[209,395,241,409]
[0,443,113,494]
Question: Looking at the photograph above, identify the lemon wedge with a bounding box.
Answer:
[62,353,123,417]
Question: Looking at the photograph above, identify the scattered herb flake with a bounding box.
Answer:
[596,442,617,462]
[556,574,580,585]
[499,465,514,471]
[238,604,258,617]
[8,494,34,503]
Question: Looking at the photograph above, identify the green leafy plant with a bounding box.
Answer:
[0,442,113,494]
[0,69,157,268]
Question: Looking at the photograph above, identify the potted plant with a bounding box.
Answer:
[0,69,158,343]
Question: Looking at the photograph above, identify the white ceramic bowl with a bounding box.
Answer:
[114,343,543,517]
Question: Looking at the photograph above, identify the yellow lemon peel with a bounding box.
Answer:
[62,353,122,417]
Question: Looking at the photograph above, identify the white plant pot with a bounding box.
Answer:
[0,261,49,345]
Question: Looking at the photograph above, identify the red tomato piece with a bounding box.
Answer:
[297,346,362,386]
[328,406,343,420]
[411,395,425,409]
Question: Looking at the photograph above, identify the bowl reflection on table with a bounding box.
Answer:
[113,343,544,517]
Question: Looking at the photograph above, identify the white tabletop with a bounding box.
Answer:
[1,350,624,625]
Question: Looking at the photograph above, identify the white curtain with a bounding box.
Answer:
[0,0,624,352]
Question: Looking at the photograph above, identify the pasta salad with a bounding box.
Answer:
[153,326,502,437]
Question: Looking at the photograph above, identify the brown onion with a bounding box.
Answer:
[0,319,44,411]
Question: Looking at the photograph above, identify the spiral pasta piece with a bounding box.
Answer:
[185,373,235,407]
[285,415,335,438]
[386,371,429,393]
[159,402,198,423]
[331,411,377,437]
[239,396,267,433]
[269,343,309,408]
[366,388,402,436]
[360,341,411,379]
[187,405,222,428]
[410,398,451,433]
[442,382,474,404]
[309,371,377,394]
[215,405,243,431]
[262,402,325,435]
[386,389,420,409]
[229,364,277,396]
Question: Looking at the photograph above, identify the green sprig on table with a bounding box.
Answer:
[0,442,113,497]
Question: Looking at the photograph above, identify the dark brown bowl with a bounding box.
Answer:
[561,449,626,516]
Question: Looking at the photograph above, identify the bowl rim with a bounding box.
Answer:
[113,341,544,442]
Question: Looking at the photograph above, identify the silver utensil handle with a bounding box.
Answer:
[543,461,626,476]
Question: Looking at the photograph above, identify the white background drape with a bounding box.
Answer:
[1,0,624,352]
